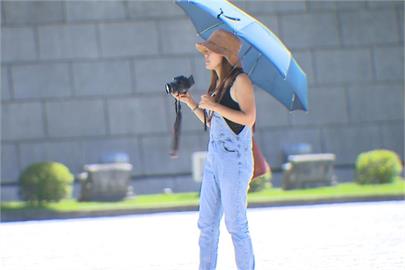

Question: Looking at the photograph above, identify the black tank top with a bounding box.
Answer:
[219,68,245,135]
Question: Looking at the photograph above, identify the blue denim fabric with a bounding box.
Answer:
[198,111,255,270]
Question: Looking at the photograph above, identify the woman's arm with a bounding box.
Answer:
[200,74,256,127]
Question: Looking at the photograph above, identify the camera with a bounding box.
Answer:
[165,75,195,95]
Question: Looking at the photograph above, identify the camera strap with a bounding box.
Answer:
[170,99,182,158]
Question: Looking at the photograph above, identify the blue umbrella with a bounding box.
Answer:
[176,0,308,111]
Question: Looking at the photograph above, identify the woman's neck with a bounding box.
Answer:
[214,66,223,81]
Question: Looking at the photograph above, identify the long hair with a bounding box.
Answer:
[207,57,240,103]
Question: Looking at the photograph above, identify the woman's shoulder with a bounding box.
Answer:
[233,72,253,90]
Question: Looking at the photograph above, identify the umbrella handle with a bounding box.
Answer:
[217,8,240,21]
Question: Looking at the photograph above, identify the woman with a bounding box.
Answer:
[173,29,256,270]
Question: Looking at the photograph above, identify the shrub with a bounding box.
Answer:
[355,149,403,185]
[19,162,74,204]
[248,164,272,193]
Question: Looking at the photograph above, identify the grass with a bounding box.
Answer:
[2,177,404,214]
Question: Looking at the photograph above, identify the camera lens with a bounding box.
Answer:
[165,84,171,94]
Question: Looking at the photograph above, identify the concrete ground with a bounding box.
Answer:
[1,201,404,270]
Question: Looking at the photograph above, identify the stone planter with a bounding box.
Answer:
[78,163,133,201]
[282,153,337,190]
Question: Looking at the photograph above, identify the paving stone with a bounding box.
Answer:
[12,63,72,99]
[373,46,404,81]
[347,84,404,122]
[73,60,132,96]
[99,21,159,57]
[134,57,193,94]
[45,99,106,138]
[322,124,382,165]
[3,202,403,270]
[66,0,126,21]
[281,13,340,49]
[108,95,168,135]
[19,140,85,176]
[1,27,36,62]
[1,143,19,183]
[1,102,45,140]
[340,9,399,46]
[2,1,64,25]
[38,25,98,60]
[315,49,373,84]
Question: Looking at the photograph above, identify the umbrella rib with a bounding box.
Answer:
[290,94,296,111]
[241,44,253,60]
[248,53,262,76]
[198,22,224,36]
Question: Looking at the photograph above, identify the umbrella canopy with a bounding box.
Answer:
[176,0,308,111]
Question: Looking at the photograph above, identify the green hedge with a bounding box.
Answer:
[355,149,403,185]
[19,162,74,205]
[248,164,272,193]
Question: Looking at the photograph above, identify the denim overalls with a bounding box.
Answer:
[198,110,255,270]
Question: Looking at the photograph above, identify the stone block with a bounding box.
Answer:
[255,89,290,128]
[307,1,336,11]
[281,13,340,49]
[3,1,64,25]
[66,0,126,21]
[132,176,176,195]
[373,46,404,81]
[73,60,132,96]
[12,63,72,99]
[336,1,366,10]
[1,143,19,183]
[366,1,403,9]
[159,19,199,55]
[46,99,106,138]
[1,102,45,140]
[293,51,315,85]
[340,10,399,46]
[322,125,382,165]
[38,24,98,60]
[140,133,204,175]
[289,86,349,126]
[19,140,85,175]
[315,49,373,84]
[172,175,201,193]
[134,57,193,94]
[398,8,404,42]
[127,1,184,18]
[108,96,168,135]
[255,15,280,37]
[99,21,159,57]
[1,27,36,62]
[348,84,404,122]
[245,1,306,14]
[193,56,211,91]
[380,122,404,160]
[81,137,144,176]
[1,66,11,100]
[258,128,323,169]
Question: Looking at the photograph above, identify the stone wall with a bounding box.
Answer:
[1,0,404,183]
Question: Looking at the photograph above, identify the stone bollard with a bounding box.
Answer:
[78,163,133,201]
[192,151,208,183]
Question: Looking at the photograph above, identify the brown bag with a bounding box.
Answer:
[252,136,271,180]
[251,124,271,181]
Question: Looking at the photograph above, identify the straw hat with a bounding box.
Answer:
[195,29,242,66]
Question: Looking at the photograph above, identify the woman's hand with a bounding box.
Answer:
[171,91,195,107]
[199,94,217,111]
